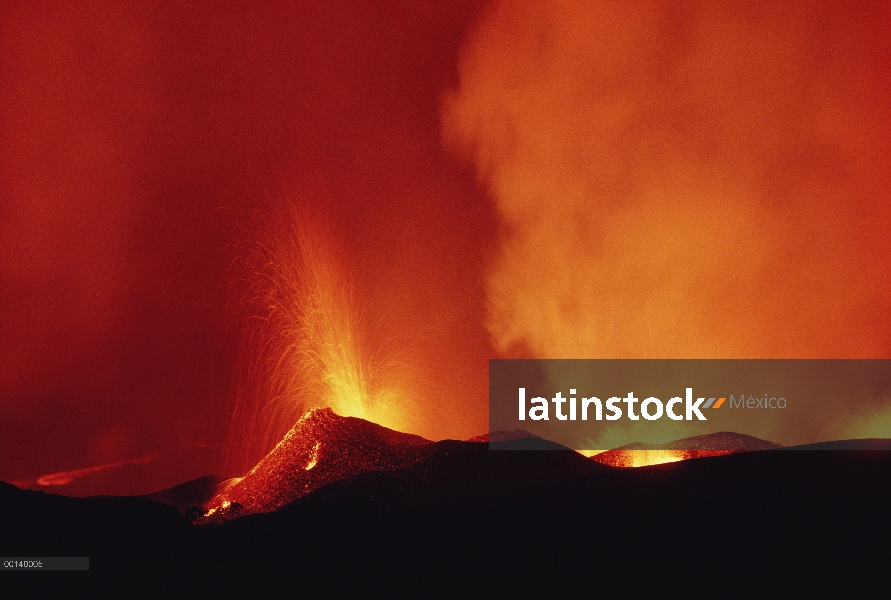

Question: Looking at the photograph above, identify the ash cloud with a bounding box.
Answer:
[444,0,891,360]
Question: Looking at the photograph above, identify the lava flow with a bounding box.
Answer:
[202,408,430,523]
[591,432,783,468]
[592,449,731,468]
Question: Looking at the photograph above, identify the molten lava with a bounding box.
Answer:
[593,449,733,468]
[202,408,430,523]
[210,212,433,522]
[223,212,417,476]
[591,432,782,468]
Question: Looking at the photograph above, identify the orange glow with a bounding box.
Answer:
[628,450,683,468]
[593,449,734,468]
[202,407,431,522]
[304,442,321,471]
[9,453,156,488]
[575,449,605,458]
[222,211,417,475]
[592,449,683,468]
[442,0,891,448]
[444,1,891,361]
[0,2,493,497]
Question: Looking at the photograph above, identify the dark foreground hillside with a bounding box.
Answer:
[2,441,890,596]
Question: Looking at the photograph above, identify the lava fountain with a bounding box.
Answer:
[219,207,417,479]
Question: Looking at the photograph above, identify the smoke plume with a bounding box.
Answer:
[444,0,891,359]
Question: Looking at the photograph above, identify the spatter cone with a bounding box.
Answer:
[201,407,430,522]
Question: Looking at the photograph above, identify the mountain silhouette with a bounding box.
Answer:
[592,431,783,467]
[3,410,889,596]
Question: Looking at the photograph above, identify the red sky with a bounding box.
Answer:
[1,1,494,495]
[2,1,889,496]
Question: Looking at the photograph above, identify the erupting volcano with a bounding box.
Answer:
[3,1,891,595]
[202,408,430,522]
[591,432,784,467]
[202,414,789,523]
[219,211,421,480]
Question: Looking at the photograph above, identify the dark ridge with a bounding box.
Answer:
[466,429,541,442]
[3,424,889,596]
[137,475,224,513]
[609,431,784,452]
[783,438,891,451]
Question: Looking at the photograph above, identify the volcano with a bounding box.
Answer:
[4,431,890,596]
[200,408,431,522]
[592,432,784,467]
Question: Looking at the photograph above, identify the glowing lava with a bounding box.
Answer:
[593,449,731,468]
[590,432,781,467]
[259,215,410,431]
[202,408,430,523]
[222,211,417,476]
[304,442,320,471]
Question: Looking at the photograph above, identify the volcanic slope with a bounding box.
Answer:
[201,408,430,522]
[592,431,784,467]
[138,475,222,513]
[4,437,890,595]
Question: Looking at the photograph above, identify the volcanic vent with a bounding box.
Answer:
[201,408,430,523]
[592,432,784,468]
